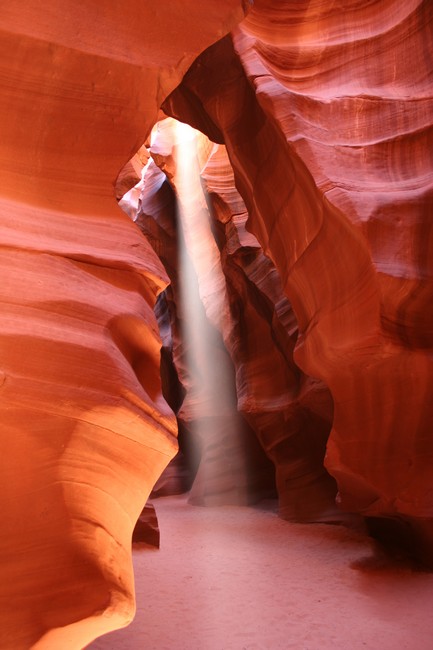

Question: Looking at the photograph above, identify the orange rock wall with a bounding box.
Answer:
[201,141,338,521]
[163,0,433,560]
[0,2,247,647]
[1,1,433,646]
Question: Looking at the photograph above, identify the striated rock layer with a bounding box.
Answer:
[163,0,433,561]
[0,2,248,648]
[2,2,433,647]
[200,137,337,522]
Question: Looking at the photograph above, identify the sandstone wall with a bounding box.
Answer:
[163,0,433,561]
[0,2,247,647]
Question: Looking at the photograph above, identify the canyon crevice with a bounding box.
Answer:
[1,1,432,647]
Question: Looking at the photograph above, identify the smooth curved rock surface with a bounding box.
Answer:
[0,1,248,647]
[3,2,433,646]
[200,141,338,521]
[163,0,433,561]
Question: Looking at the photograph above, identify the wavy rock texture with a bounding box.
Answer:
[200,142,339,521]
[163,0,433,562]
[0,1,248,648]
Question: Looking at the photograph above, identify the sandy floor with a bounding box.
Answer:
[88,495,433,650]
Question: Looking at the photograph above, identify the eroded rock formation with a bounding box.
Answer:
[2,0,433,647]
[163,0,433,560]
[0,2,248,648]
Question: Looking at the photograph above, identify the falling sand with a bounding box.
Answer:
[88,494,433,650]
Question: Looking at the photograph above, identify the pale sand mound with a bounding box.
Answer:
[88,495,433,650]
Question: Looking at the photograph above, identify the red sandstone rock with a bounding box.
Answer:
[200,142,339,521]
[3,2,433,647]
[0,2,248,647]
[132,502,160,548]
[163,0,433,561]
[115,147,149,201]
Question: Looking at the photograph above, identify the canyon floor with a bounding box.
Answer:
[88,494,433,650]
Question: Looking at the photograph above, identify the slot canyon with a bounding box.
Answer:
[1,1,433,648]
